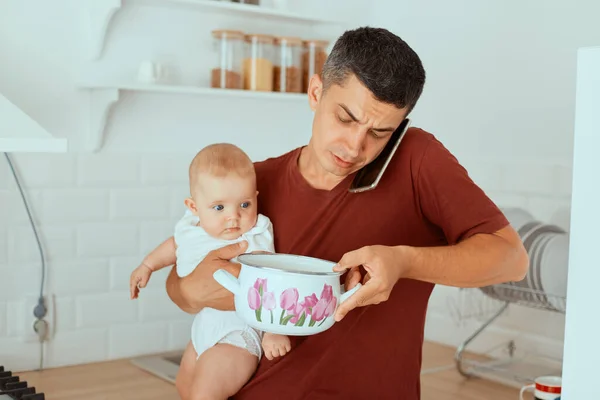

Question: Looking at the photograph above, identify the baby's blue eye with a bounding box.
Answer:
[241,202,250,209]
[213,205,224,211]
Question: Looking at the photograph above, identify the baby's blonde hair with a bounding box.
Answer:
[189,143,255,194]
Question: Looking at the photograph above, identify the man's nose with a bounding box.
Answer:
[345,128,366,158]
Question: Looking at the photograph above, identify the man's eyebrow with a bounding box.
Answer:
[372,125,396,133]
[338,104,360,122]
[339,103,396,133]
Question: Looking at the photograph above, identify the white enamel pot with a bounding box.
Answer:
[213,253,361,336]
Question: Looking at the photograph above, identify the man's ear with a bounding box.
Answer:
[184,197,197,213]
[307,74,323,111]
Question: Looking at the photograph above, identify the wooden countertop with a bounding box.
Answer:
[17,342,520,400]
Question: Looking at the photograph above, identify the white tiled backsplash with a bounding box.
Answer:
[0,151,572,371]
[1,153,195,371]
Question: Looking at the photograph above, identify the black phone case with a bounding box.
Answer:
[350,118,410,191]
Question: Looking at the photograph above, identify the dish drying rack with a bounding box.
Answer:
[449,283,566,388]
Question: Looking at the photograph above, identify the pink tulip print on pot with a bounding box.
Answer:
[248,278,337,327]
[213,253,361,335]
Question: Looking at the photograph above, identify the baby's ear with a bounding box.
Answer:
[184,197,197,213]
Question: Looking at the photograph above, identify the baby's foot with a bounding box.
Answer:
[262,333,291,360]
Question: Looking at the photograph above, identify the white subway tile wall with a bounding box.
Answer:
[169,319,196,351]
[40,189,109,223]
[0,302,6,337]
[0,227,6,266]
[108,322,170,359]
[0,337,40,370]
[1,153,193,371]
[46,328,109,367]
[46,259,110,296]
[6,300,27,337]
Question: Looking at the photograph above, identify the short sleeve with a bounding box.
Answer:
[415,137,509,244]
[246,214,276,253]
[173,210,211,277]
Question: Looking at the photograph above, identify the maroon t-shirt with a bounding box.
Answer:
[233,127,509,399]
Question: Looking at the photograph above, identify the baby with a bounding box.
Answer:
[129,143,291,400]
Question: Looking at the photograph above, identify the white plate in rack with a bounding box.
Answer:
[502,207,536,234]
[540,233,570,312]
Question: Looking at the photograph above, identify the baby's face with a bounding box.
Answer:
[190,173,258,240]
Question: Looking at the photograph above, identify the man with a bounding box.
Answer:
[165,27,528,399]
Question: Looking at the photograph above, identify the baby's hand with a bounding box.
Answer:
[129,264,152,299]
[262,333,291,360]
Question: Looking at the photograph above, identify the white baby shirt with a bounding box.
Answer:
[174,210,275,277]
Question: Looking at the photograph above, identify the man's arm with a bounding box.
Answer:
[411,133,530,284]
[402,224,528,287]
[165,241,249,314]
[333,226,527,321]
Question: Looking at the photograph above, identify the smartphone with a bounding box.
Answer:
[348,118,411,193]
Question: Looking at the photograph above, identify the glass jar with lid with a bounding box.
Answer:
[273,36,303,93]
[211,29,245,90]
[302,39,329,92]
[243,33,275,91]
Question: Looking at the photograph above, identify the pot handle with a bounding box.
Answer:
[339,283,362,304]
[213,269,240,295]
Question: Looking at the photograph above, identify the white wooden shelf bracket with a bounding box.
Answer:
[88,0,123,60]
[89,88,120,152]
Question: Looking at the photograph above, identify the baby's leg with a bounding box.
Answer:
[176,341,197,400]
[190,343,259,400]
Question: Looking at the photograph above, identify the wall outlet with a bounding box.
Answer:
[22,293,56,343]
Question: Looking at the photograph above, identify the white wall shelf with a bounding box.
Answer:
[88,0,339,60]
[0,94,68,153]
[79,82,307,151]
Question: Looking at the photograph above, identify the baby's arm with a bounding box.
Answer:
[142,236,177,270]
[130,236,177,299]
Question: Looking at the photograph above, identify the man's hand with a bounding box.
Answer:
[262,333,291,360]
[166,240,249,313]
[333,245,406,321]
[343,266,363,292]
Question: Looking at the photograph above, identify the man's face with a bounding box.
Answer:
[307,74,408,178]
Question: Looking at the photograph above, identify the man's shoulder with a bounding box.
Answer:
[389,126,437,168]
[401,126,438,152]
[253,147,301,177]
[385,126,458,183]
[400,126,456,163]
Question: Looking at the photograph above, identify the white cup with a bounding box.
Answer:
[137,61,164,84]
[519,376,561,399]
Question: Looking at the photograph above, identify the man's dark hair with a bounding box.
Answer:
[322,27,426,113]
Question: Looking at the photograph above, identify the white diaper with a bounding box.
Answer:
[191,307,263,360]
